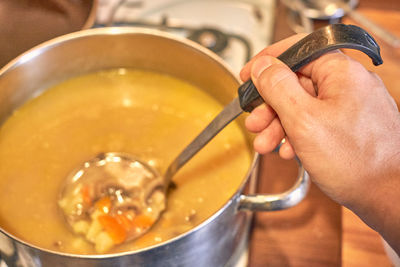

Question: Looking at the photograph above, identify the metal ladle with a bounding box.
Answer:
[59,24,383,248]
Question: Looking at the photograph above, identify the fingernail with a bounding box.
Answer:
[251,56,273,79]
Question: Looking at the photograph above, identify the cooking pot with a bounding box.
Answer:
[0,27,309,267]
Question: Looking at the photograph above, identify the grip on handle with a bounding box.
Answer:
[238,24,383,112]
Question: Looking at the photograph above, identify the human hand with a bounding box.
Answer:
[240,34,400,253]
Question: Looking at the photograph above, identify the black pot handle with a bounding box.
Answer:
[238,24,383,112]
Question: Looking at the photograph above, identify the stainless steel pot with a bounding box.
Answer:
[0,28,309,267]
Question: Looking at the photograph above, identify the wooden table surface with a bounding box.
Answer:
[248,0,400,266]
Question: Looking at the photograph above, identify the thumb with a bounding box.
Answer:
[251,55,314,122]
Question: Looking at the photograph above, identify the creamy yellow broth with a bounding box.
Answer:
[0,69,252,254]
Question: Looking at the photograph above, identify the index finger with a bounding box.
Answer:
[240,33,307,81]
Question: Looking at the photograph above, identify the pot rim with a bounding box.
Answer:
[0,26,259,259]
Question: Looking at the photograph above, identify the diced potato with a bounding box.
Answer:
[151,191,165,210]
[72,238,91,253]
[72,220,90,235]
[86,218,103,243]
[58,192,83,216]
[95,231,114,253]
[90,209,103,220]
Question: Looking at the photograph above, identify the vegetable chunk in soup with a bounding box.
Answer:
[0,69,252,254]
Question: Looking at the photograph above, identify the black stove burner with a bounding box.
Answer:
[187,28,228,54]
[96,5,253,63]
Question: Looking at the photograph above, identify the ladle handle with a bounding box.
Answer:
[238,23,383,112]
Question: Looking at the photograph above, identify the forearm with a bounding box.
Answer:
[348,163,400,256]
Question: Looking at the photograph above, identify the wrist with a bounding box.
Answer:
[346,161,400,255]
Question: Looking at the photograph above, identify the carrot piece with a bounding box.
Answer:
[131,215,154,229]
[80,185,92,206]
[115,213,134,232]
[115,212,154,233]
[95,196,111,214]
[98,215,127,244]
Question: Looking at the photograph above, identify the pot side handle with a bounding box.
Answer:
[238,158,310,211]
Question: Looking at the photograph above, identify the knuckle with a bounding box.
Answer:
[312,53,372,89]
[286,107,316,140]
[369,71,384,85]
[316,53,365,74]
[258,64,295,90]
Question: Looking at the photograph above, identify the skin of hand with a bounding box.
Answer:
[240,34,400,255]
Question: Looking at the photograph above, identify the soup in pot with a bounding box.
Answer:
[0,69,252,254]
